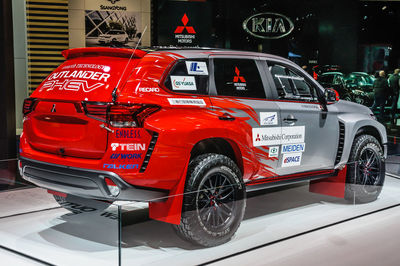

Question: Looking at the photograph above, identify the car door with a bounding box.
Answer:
[265,60,340,176]
[209,56,281,181]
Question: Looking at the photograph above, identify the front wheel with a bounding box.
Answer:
[345,134,385,203]
[173,153,246,247]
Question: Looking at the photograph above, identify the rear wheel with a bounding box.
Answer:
[345,134,385,203]
[173,153,246,247]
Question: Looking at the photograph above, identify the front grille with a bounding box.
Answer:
[335,122,345,165]
[140,132,158,172]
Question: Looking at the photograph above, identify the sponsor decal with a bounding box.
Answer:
[233,67,247,91]
[61,64,111,72]
[100,0,126,10]
[171,76,197,91]
[242,12,294,39]
[260,112,278,126]
[253,126,305,146]
[186,61,208,75]
[103,163,138,169]
[40,79,104,93]
[168,98,206,106]
[174,13,196,44]
[269,146,279,157]
[48,70,110,82]
[282,153,302,167]
[111,143,146,151]
[115,129,141,139]
[110,153,142,159]
[137,87,160,93]
[282,143,305,154]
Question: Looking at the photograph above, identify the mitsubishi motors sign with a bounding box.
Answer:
[174,13,196,44]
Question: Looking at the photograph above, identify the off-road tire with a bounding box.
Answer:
[345,134,385,203]
[173,153,246,247]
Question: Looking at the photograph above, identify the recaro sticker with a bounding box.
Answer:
[260,112,278,126]
[168,98,206,106]
[282,143,305,154]
[253,126,305,146]
[186,61,208,75]
[171,76,197,91]
[269,146,279,157]
[282,153,302,167]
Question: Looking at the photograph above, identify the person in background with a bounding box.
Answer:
[371,70,389,120]
[388,68,400,124]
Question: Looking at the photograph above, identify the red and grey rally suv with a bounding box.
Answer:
[19,47,387,246]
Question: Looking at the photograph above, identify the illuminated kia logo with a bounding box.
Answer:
[107,0,120,4]
[243,12,294,39]
[233,67,246,83]
[174,14,196,34]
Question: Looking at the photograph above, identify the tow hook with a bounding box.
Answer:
[100,124,114,133]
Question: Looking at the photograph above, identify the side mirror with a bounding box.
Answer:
[325,88,339,102]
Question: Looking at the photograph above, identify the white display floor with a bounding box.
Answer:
[1,176,400,266]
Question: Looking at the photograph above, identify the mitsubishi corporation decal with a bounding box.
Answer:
[171,76,197,91]
[260,112,278,126]
[186,61,208,75]
[233,67,246,91]
[168,98,206,106]
[253,126,305,146]
[174,13,196,44]
[282,153,302,167]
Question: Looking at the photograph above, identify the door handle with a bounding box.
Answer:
[219,113,236,121]
[283,114,297,124]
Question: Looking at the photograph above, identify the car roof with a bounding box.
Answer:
[145,47,291,63]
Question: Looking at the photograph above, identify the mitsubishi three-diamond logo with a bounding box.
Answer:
[233,67,247,91]
[174,14,196,34]
[174,13,196,44]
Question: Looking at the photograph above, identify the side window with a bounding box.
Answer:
[268,62,318,102]
[164,59,209,95]
[214,59,265,99]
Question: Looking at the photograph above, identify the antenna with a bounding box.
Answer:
[112,25,148,103]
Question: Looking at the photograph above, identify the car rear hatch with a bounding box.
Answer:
[25,47,147,159]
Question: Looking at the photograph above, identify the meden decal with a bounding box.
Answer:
[260,112,278,126]
[111,143,146,151]
[168,98,206,106]
[268,146,279,158]
[282,143,305,154]
[281,153,302,167]
[186,61,208,75]
[243,12,294,39]
[253,126,305,146]
[171,76,197,91]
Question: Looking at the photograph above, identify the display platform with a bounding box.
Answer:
[1,173,400,266]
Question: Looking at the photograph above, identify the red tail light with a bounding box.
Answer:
[23,98,37,116]
[82,102,160,128]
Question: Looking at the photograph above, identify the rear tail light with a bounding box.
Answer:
[23,98,37,116]
[105,177,120,197]
[82,102,160,128]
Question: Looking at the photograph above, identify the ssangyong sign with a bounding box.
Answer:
[243,12,294,39]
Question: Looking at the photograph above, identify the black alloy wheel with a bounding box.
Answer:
[173,153,246,247]
[345,134,385,203]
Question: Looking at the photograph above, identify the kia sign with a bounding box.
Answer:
[243,12,294,39]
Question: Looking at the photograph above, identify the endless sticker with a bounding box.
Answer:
[260,112,278,126]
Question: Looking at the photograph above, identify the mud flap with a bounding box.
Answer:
[309,166,347,198]
[148,158,189,225]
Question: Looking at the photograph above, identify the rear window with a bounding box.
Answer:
[213,59,265,99]
[164,59,209,95]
